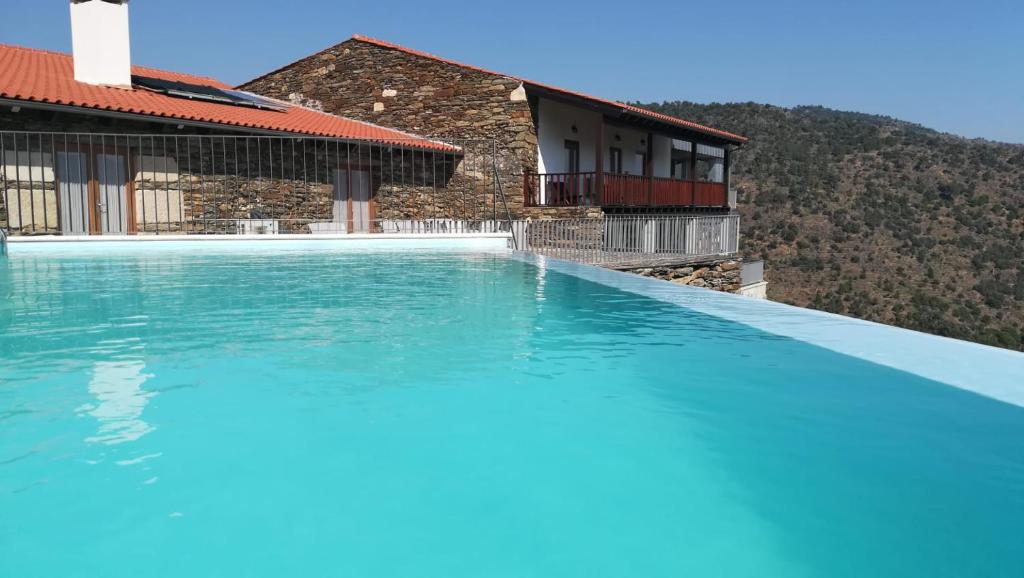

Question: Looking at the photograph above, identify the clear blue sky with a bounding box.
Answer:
[2,0,1022,143]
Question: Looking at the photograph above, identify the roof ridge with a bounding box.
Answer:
[131,64,225,87]
[0,43,454,151]
[0,43,72,58]
[347,36,746,143]
[350,35,520,81]
[236,38,352,89]
[0,42,228,88]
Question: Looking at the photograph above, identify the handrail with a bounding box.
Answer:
[524,172,727,208]
[522,214,740,266]
[0,227,7,257]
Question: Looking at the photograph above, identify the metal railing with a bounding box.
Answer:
[524,172,728,209]
[0,226,6,257]
[306,218,522,236]
[521,214,739,266]
[0,131,519,238]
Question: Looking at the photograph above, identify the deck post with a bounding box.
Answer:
[645,132,654,205]
[595,117,604,206]
[689,140,698,206]
[724,146,732,208]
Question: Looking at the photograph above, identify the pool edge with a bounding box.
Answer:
[511,252,1024,409]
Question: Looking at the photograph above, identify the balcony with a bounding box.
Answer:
[523,172,728,209]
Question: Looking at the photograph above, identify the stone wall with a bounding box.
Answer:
[1,108,496,234]
[1,108,188,233]
[240,38,591,220]
[621,258,743,293]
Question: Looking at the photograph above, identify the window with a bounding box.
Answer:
[564,140,580,174]
[695,144,725,183]
[609,147,623,174]
[670,139,692,180]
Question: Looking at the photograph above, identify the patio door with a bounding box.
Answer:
[332,169,373,233]
[96,153,128,235]
[55,148,132,235]
[56,151,90,235]
[350,170,371,233]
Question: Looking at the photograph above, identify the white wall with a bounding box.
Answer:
[133,155,183,228]
[604,123,649,176]
[536,97,676,178]
[70,0,132,88]
[3,150,54,182]
[2,150,57,230]
[536,97,601,174]
[650,135,673,178]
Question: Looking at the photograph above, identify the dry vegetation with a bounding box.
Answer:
[642,102,1024,350]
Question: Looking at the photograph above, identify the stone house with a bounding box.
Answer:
[240,35,748,219]
[0,2,469,236]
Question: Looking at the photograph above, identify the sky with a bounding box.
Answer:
[2,0,1022,144]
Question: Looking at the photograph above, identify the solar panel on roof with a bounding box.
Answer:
[132,76,289,112]
[222,89,291,112]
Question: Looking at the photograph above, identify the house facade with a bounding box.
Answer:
[240,35,748,219]
[0,4,756,296]
[0,2,475,237]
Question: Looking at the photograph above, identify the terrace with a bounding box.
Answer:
[523,96,737,210]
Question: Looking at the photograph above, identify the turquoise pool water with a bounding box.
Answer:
[1,249,1022,577]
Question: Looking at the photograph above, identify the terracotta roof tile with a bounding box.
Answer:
[347,35,747,144]
[0,44,452,151]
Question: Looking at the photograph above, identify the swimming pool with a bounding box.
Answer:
[1,245,1022,577]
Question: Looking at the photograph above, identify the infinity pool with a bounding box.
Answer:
[1,247,1022,577]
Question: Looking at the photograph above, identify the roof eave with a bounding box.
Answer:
[617,111,747,145]
[0,97,461,153]
[524,84,746,144]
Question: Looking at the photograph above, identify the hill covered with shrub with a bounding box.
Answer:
[641,101,1024,350]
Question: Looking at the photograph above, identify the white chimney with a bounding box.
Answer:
[70,0,132,88]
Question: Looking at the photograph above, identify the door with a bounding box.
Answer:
[332,169,349,233]
[332,169,372,234]
[350,170,371,234]
[56,151,90,235]
[96,153,128,235]
[561,140,581,205]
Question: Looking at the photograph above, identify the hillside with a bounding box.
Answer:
[639,102,1024,351]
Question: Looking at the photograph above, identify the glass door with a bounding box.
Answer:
[56,151,90,235]
[96,153,128,235]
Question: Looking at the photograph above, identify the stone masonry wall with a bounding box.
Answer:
[1,109,203,233]
[240,38,591,220]
[621,258,743,293]
[1,109,476,234]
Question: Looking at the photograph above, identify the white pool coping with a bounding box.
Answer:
[4,233,513,253]
[513,253,1024,408]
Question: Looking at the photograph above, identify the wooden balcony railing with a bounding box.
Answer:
[524,172,727,209]
[523,172,597,207]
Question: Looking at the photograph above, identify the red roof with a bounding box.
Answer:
[344,35,747,144]
[0,44,452,151]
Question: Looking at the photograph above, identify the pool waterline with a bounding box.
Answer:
[4,233,513,253]
[1,248,1022,577]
